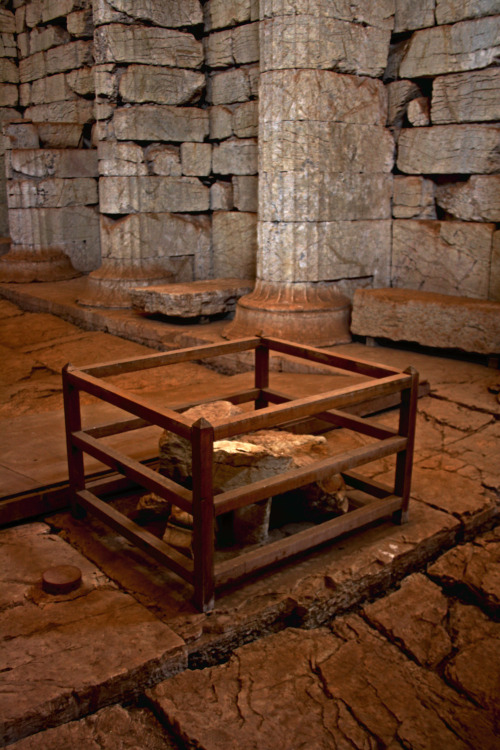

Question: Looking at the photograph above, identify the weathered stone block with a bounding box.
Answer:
[145,144,181,177]
[112,105,209,143]
[386,79,423,127]
[119,65,205,105]
[204,0,259,31]
[212,138,257,175]
[210,181,233,210]
[490,230,500,301]
[94,24,203,68]
[394,0,435,32]
[0,33,17,59]
[41,0,91,24]
[0,84,18,107]
[351,288,500,354]
[392,219,494,298]
[208,64,259,105]
[67,9,94,37]
[212,211,257,278]
[99,176,209,214]
[19,40,93,82]
[98,141,147,176]
[261,0,395,29]
[435,0,500,24]
[205,22,259,67]
[37,123,83,148]
[209,105,233,140]
[67,67,94,97]
[27,25,71,55]
[393,176,436,219]
[29,73,76,104]
[233,100,258,137]
[0,9,15,35]
[397,125,500,174]
[132,279,253,318]
[407,96,430,126]
[399,17,500,77]
[260,69,388,125]
[8,149,98,179]
[180,142,211,177]
[233,175,257,212]
[431,68,500,124]
[7,178,98,208]
[436,176,500,222]
[102,0,203,28]
[0,59,19,83]
[24,101,95,124]
[3,122,39,149]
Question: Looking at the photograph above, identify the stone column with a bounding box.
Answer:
[228,0,394,346]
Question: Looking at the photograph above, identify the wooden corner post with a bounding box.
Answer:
[254,339,270,410]
[191,417,215,612]
[393,366,419,524]
[62,364,86,519]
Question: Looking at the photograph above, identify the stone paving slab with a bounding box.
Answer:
[0,522,187,746]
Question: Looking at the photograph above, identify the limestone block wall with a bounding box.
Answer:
[388,0,500,301]
[0,4,21,239]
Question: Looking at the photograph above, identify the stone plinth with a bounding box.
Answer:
[131,279,254,318]
[351,288,500,354]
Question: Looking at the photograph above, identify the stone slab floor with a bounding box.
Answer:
[0,294,499,748]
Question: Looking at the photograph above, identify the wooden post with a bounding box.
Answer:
[62,365,86,518]
[254,341,270,410]
[191,417,215,611]
[393,366,419,524]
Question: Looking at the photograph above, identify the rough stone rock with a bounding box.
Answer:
[432,68,500,124]
[148,616,499,750]
[99,176,209,214]
[132,279,253,318]
[103,0,203,28]
[24,101,95,125]
[204,0,259,31]
[435,176,500,222]
[181,142,212,177]
[435,0,500,24]
[212,138,257,175]
[392,219,494,298]
[212,211,257,278]
[407,96,430,126]
[233,175,257,212]
[67,9,94,38]
[210,181,233,210]
[8,149,98,179]
[146,144,182,177]
[112,105,209,143]
[386,79,422,128]
[7,178,97,209]
[94,23,203,68]
[351,288,500,354]
[119,66,205,106]
[393,176,436,219]
[364,573,452,667]
[394,0,436,32]
[399,17,500,78]
[397,125,500,174]
[233,100,258,137]
[428,527,500,617]
[204,22,259,67]
[98,140,148,176]
[208,64,259,105]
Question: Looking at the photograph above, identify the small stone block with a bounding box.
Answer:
[132,278,253,318]
[42,565,82,595]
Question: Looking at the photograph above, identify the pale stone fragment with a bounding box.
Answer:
[210,181,233,210]
[104,0,203,28]
[94,24,203,68]
[67,9,94,37]
[7,178,98,208]
[99,175,209,214]
[0,33,17,59]
[99,212,210,262]
[259,220,391,286]
[0,9,15,35]
[0,84,18,107]
[399,17,500,78]
[394,0,436,32]
[24,101,95,124]
[113,105,209,143]
[3,122,39,149]
[392,219,494,298]
[436,0,500,24]
[67,67,94,97]
[260,172,392,221]
[212,211,257,278]
[28,25,70,55]
[0,59,18,83]
[204,0,259,31]
[260,15,391,78]
[132,279,253,318]
[119,65,204,105]
[386,80,421,127]
[397,125,500,174]
[233,100,258,137]
[212,138,257,175]
[9,149,98,178]
[260,69,388,125]
[407,97,430,126]
[351,288,500,354]
[436,176,500,222]
[208,64,259,105]
[209,105,232,139]
[393,176,436,219]
[145,144,182,177]
[233,175,257,212]
[98,141,146,176]
[489,230,500,301]
[431,68,500,124]
[180,142,211,177]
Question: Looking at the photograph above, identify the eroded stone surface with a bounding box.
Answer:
[432,68,500,124]
[397,125,500,174]
[435,176,500,223]
[132,279,253,318]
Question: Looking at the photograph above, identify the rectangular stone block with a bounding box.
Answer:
[7,178,98,208]
[209,105,233,140]
[210,181,233,210]
[99,175,209,213]
[204,0,259,31]
[436,176,500,223]
[180,142,211,176]
[212,210,257,278]
[3,122,39,149]
[212,138,257,175]
[392,219,495,298]
[394,0,435,32]
[431,69,500,124]
[67,67,94,97]
[41,0,91,24]
[24,100,95,124]
[208,64,259,105]
[98,141,147,176]
[399,17,500,77]
[27,25,70,55]
[260,69,387,125]
[205,22,259,67]
[103,0,203,28]
[37,123,83,148]
[0,59,19,84]
[67,9,94,37]
[233,175,257,212]
[435,0,500,24]
[132,278,253,317]
[119,65,205,105]
[397,125,500,174]
[8,149,98,179]
[393,176,436,219]
[46,40,94,75]
[261,0,395,29]
[145,144,181,177]
[0,33,17,59]
[0,9,15,35]
[233,100,258,137]
[0,83,18,107]
[94,24,203,68]
[112,105,209,143]
[29,73,76,104]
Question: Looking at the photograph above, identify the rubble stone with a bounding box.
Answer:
[146,145,181,177]
[94,24,203,68]
[436,176,500,222]
[386,79,422,128]
[393,176,436,219]
[212,211,257,278]
[99,176,209,214]
[432,68,500,124]
[112,106,209,143]
[397,125,500,174]
[407,96,430,126]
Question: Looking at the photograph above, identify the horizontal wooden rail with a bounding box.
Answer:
[76,489,193,584]
[215,495,402,587]
[342,472,394,499]
[71,431,192,514]
[214,436,406,515]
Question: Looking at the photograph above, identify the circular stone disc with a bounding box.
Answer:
[42,565,82,595]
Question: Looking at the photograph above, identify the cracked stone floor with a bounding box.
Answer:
[0,291,499,748]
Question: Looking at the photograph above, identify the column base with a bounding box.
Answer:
[225,281,352,346]
[0,246,80,283]
[78,261,174,309]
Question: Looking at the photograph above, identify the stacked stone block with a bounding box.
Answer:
[0,5,20,239]
[388,0,499,302]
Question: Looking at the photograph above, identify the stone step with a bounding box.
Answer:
[131,278,253,319]
[351,288,500,355]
